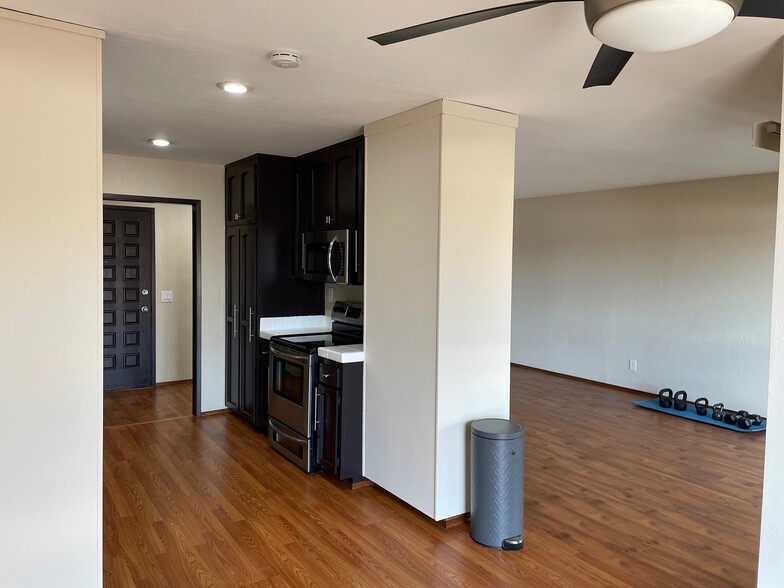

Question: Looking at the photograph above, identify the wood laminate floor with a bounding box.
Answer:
[103,367,765,587]
[104,380,193,428]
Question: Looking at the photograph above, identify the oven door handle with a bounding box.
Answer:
[270,343,310,367]
[327,236,338,283]
[269,420,306,445]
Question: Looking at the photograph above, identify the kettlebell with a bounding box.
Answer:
[658,388,674,409]
[711,403,725,421]
[694,397,709,416]
[673,391,688,411]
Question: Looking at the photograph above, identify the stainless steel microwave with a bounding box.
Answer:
[301,229,352,285]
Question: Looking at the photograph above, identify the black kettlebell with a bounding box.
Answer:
[659,388,674,408]
[711,403,725,421]
[694,397,709,416]
[673,391,688,411]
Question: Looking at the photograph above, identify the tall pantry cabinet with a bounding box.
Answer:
[225,154,323,431]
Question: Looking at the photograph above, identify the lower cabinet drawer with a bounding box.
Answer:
[318,361,341,387]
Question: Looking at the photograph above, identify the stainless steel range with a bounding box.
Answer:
[267,301,363,472]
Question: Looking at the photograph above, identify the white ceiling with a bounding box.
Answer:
[6,0,784,197]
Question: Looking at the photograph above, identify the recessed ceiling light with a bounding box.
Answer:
[149,138,170,147]
[269,51,301,69]
[217,81,253,94]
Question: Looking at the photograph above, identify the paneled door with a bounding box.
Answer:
[103,206,155,390]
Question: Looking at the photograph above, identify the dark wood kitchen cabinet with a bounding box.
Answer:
[315,358,363,483]
[296,136,365,284]
[225,154,324,430]
[301,137,362,231]
[225,159,256,225]
[226,224,257,422]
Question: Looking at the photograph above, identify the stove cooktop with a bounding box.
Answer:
[272,301,363,354]
[273,332,361,353]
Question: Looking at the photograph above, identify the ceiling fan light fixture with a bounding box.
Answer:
[587,0,740,53]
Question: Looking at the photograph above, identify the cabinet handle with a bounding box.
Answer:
[248,307,254,342]
[233,304,238,338]
[314,388,321,432]
[326,215,331,224]
[354,231,358,274]
[301,233,306,272]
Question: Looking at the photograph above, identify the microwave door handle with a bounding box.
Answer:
[327,236,338,283]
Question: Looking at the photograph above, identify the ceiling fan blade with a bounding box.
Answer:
[369,0,573,46]
[583,45,634,88]
[738,0,784,18]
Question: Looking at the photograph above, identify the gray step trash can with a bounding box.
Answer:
[470,418,524,551]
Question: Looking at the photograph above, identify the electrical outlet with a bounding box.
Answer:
[161,290,173,303]
[629,359,637,372]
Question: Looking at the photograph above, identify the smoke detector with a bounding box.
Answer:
[269,51,301,69]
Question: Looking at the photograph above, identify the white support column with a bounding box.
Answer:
[0,9,103,587]
[364,100,518,520]
[758,40,784,588]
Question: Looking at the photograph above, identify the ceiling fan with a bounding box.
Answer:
[369,0,784,88]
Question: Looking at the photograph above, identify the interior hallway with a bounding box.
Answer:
[104,380,193,428]
[103,368,764,587]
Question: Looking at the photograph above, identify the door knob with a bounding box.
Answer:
[142,289,149,296]
[141,306,149,313]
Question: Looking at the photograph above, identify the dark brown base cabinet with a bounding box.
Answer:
[225,154,324,431]
[316,359,363,483]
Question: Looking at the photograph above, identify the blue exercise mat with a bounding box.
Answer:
[634,398,766,432]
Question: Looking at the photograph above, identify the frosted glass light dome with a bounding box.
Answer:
[590,0,737,53]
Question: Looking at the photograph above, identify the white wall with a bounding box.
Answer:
[103,154,225,411]
[0,10,103,587]
[365,100,517,520]
[758,45,784,588]
[512,174,777,415]
[325,283,363,315]
[111,201,193,383]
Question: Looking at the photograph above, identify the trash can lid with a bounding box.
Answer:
[472,418,524,440]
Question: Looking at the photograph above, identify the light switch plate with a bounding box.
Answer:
[161,290,173,303]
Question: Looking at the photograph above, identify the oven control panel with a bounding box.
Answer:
[331,301,363,325]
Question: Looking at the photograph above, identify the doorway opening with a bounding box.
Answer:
[103,194,202,423]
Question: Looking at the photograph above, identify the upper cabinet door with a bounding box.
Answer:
[226,160,257,225]
[301,138,363,231]
[308,158,332,230]
[333,148,358,230]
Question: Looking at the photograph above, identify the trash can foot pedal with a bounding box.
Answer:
[502,536,524,551]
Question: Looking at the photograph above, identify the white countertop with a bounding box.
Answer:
[259,326,331,340]
[318,344,364,364]
[259,314,332,340]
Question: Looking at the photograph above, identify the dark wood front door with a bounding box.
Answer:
[103,206,155,391]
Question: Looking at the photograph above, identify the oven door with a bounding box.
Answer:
[268,343,314,438]
[302,230,350,285]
